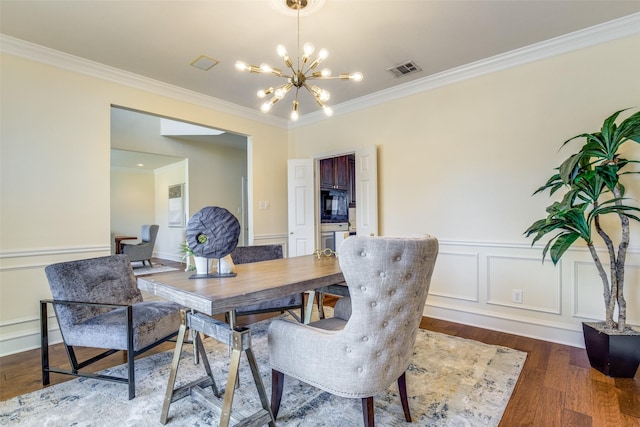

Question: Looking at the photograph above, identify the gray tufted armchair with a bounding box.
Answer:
[268,235,439,426]
[121,224,159,267]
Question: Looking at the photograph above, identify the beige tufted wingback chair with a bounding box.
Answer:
[268,235,439,426]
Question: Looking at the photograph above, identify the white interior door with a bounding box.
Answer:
[355,145,378,237]
[287,159,315,257]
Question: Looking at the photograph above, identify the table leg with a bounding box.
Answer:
[304,291,315,324]
[160,314,188,425]
[160,312,274,426]
[160,311,219,425]
[220,327,275,427]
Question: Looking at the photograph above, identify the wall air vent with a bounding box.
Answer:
[386,60,422,77]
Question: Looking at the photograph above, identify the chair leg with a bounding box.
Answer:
[361,396,375,427]
[271,369,285,418]
[398,371,411,422]
[40,301,50,386]
[126,305,136,400]
[148,259,153,268]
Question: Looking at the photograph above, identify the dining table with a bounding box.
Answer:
[114,235,137,254]
[137,254,344,427]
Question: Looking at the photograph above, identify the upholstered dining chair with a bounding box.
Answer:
[41,254,182,399]
[121,224,159,267]
[229,244,305,322]
[268,235,439,426]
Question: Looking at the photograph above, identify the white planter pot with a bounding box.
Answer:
[194,256,209,275]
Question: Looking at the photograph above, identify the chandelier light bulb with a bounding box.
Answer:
[260,102,272,113]
[323,105,333,117]
[257,87,274,98]
[303,42,315,61]
[235,61,248,71]
[321,68,331,77]
[339,72,364,81]
[290,100,299,121]
[318,48,329,60]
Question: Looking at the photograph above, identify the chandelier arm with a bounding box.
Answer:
[236,0,361,119]
[302,82,327,106]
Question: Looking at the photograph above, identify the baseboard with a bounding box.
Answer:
[424,303,586,348]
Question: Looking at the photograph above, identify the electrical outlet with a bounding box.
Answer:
[512,290,523,304]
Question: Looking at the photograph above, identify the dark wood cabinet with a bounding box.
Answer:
[320,155,350,190]
[320,158,336,189]
[321,154,356,206]
[348,156,356,206]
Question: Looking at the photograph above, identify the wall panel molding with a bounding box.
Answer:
[0,246,111,271]
[429,251,479,302]
[486,254,562,314]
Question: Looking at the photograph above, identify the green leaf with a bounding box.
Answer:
[559,154,581,184]
[550,233,580,264]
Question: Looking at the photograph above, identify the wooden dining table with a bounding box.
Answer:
[137,254,344,426]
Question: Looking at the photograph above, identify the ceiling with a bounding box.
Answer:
[110,109,249,171]
[111,148,185,171]
[2,1,639,121]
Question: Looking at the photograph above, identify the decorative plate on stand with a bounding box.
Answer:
[185,206,241,278]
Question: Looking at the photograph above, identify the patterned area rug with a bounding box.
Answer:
[0,315,526,426]
[131,262,179,276]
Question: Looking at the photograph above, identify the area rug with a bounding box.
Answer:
[0,315,526,426]
[131,262,179,276]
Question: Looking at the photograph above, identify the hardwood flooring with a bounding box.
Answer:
[1,258,638,426]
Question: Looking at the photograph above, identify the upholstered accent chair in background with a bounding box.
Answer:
[268,235,439,426]
[229,244,305,322]
[41,254,182,399]
[121,224,159,267]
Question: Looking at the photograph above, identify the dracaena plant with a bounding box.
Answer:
[525,108,640,332]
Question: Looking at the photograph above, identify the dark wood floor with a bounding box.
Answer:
[1,258,638,426]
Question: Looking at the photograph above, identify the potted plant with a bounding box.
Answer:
[179,241,209,274]
[525,108,640,377]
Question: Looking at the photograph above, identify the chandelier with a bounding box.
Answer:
[235,0,362,121]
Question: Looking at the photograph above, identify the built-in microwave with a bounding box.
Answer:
[320,189,349,223]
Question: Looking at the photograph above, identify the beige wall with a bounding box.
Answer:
[291,34,640,345]
[1,32,639,356]
[110,167,156,250]
[0,52,289,355]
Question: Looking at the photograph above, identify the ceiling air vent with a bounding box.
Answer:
[190,55,219,71]
[386,60,422,77]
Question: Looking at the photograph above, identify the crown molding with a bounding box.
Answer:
[2,12,639,130]
[0,34,289,129]
[295,12,640,127]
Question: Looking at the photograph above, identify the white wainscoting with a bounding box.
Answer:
[1,238,638,355]
[428,250,479,302]
[0,246,110,357]
[424,240,640,348]
[252,234,289,257]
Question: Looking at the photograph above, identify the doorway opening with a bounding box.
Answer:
[110,106,250,262]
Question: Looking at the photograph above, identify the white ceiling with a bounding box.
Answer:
[1,1,639,121]
[110,148,185,171]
